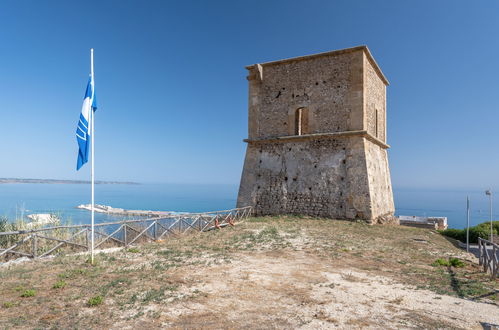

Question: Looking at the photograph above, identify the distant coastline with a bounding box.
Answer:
[0,178,139,185]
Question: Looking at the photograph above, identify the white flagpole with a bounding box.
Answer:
[90,48,95,264]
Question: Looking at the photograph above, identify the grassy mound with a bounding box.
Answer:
[0,216,497,329]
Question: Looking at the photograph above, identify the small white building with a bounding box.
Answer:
[398,215,448,230]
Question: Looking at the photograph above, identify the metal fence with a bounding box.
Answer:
[0,206,252,263]
[478,237,499,278]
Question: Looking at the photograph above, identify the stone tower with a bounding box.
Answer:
[236,46,395,223]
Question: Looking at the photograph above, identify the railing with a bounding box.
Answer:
[478,237,499,278]
[0,206,253,263]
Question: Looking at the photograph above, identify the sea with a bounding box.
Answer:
[0,183,495,229]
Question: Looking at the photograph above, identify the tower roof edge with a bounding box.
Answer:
[245,45,389,86]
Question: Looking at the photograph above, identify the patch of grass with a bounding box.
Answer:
[432,257,465,268]
[20,289,36,297]
[100,277,132,295]
[455,279,491,297]
[7,316,27,326]
[142,288,165,303]
[142,285,178,304]
[128,293,138,304]
[448,257,465,268]
[127,247,140,253]
[247,217,269,223]
[85,257,101,265]
[13,285,25,292]
[2,302,14,308]
[58,268,87,279]
[156,248,190,258]
[52,280,66,289]
[433,258,450,267]
[229,225,284,250]
[87,295,104,307]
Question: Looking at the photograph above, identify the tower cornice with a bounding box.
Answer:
[243,130,390,149]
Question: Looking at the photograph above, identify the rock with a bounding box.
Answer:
[26,214,59,228]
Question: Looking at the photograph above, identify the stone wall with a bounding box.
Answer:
[365,142,395,221]
[247,50,364,140]
[238,136,377,219]
[364,55,386,142]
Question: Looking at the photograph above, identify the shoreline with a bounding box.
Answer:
[76,204,173,217]
[0,178,139,185]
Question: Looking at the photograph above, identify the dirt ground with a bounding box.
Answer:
[1,216,498,329]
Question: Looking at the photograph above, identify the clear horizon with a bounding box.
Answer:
[1,177,498,193]
[1,1,499,190]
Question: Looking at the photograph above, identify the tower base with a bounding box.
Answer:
[237,132,395,224]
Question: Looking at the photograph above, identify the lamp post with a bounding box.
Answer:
[466,196,470,252]
[485,189,493,242]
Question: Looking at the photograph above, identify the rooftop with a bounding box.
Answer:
[245,45,389,85]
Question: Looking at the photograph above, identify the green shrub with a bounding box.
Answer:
[432,257,465,268]
[0,217,17,248]
[20,289,36,297]
[469,225,493,243]
[87,295,103,307]
[0,217,8,232]
[432,258,450,267]
[2,302,14,308]
[127,248,140,253]
[449,257,465,268]
[52,280,66,289]
[439,228,465,242]
[440,221,499,243]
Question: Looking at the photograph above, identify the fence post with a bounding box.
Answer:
[32,235,37,258]
[493,244,497,278]
[478,239,483,266]
[123,225,127,247]
[86,228,90,251]
[153,221,157,241]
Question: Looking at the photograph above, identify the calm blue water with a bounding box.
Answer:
[0,183,238,226]
[0,183,495,229]
[395,188,496,229]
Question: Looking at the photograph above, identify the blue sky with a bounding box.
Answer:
[1,1,498,189]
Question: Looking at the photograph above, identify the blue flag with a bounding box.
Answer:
[76,77,97,170]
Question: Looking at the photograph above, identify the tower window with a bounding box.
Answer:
[295,107,309,135]
[375,108,379,138]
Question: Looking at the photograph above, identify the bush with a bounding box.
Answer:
[432,257,465,268]
[440,221,499,243]
[449,257,465,268]
[0,217,8,232]
[439,228,465,242]
[20,289,36,298]
[469,225,493,243]
[0,217,15,248]
[432,258,450,267]
[52,280,66,289]
[87,295,104,307]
